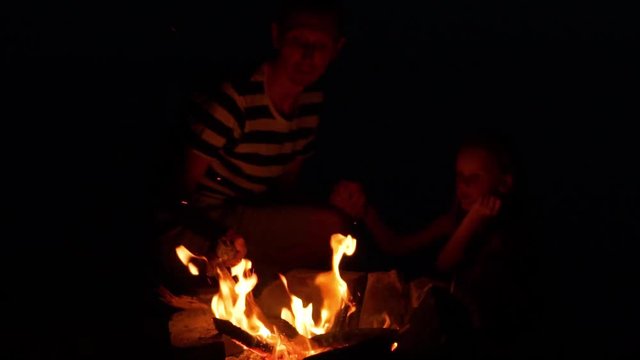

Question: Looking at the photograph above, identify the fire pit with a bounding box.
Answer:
[173,233,404,359]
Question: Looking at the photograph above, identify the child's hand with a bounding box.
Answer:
[330,180,367,219]
[436,196,502,273]
[466,195,502,224]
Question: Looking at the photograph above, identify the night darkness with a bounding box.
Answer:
[3,1,639,358]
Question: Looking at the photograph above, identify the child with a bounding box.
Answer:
[331,134,528,356]
[436,134,515,274]
[330,134,517,274]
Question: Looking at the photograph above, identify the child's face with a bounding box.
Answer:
[455,148,506,211]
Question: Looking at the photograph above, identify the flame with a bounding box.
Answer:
[315,234,357,317]
[372,311,398,329]
[280,275,327,338]
[280,234,357,337]
[273,334,287,359]
[211,259,272,339]
[175,245,208,275]
[391,342,398,352]
[175,234,360,358]
[174,245,272,339]
[382,312,391,328]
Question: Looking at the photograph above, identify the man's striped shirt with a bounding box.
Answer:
[189,65,323,205]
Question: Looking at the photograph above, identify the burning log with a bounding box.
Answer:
[310,328,398,349]
[212,317,274,355]
[306,329,399,360]
[269,317,301,339]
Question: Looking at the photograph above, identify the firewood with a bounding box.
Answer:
[212,317,274,354]
[269,317,301,339]
[310,328,398,349]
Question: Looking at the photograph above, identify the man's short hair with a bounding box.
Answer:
[275,0,347,37]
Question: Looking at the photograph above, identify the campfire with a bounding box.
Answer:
[175,234,399,359]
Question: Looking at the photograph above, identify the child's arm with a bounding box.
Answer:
[436,196,501,273]
[363,208,455,256]
[330,180,455,256]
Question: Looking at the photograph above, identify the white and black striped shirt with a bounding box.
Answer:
[189,65,323,205]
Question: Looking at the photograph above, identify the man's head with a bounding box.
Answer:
[271,0,346,88]
[455,135,514,211]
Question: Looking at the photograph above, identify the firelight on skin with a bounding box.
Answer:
[456,147,512,212]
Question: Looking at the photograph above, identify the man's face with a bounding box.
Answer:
[455,148,504,211]
[274,13,343,88]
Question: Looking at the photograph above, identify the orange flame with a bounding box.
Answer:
[315,234,357,316]
[391,342,398,352]
[373,311,398,329]
[211,259,272,339]
[175,245,208,275]
[273,333,287,359]
[280,275,327,338]
[382,312,391,328]
[175,234,359,357]
[280,234,357,337]
[174,245,272,339]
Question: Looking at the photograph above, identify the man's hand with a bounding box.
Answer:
[214,229,247,268]
[330,180,367,219]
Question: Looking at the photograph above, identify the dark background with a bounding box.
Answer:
[3,0,638,358]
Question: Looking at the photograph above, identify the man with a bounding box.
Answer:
[164,0,349,288]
